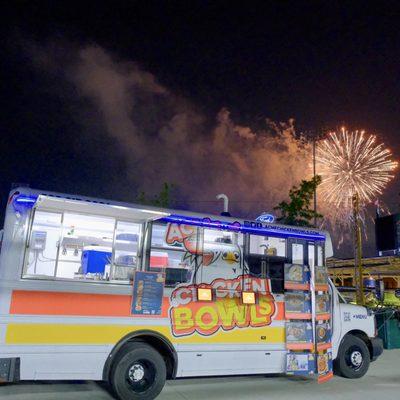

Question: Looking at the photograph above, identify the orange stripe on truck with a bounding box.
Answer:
[10,290,169,317]
[10,290,285,320]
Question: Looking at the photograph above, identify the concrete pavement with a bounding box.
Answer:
[0,349,399,400]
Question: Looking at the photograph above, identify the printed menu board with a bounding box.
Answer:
[317,350,333,383]
[286,353,315,375]
[315,293,331,320]
[315,265,329,290]
[286,321,313,350]
[316,322,332,350]
[285,292,312,319]
[132,271,165,315]
[284,263,310,290]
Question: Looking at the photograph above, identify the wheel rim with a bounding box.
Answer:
[126,359,156,393]
[345,346,364,370]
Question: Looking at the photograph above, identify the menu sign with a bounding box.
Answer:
[286,353,315,375]
[317,350,334,383]
[132,271,165,315]
[316,322,332,351]
[286,321,314,350]
[315,265,329,290]
[284,263,310,290]
[285,292,312,319]
[315,293,331,320]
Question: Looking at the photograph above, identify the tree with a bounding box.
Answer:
[136,182,175,208]
[274,176,323,227]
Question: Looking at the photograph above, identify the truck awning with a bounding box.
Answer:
[34,195,170,222]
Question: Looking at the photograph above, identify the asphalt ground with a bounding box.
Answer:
[0,349,399,400]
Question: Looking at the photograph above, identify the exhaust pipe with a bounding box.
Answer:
[216,194,231,217]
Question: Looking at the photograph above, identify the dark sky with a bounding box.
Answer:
[1,1,400,255]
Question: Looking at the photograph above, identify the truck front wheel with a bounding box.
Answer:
[335,335,370,379]
[110,342,167,400]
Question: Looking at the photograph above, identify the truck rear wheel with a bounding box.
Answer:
[335,335,370,379]
[110,342,166,400]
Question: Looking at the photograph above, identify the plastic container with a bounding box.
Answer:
[81,246,112,274]
[363,277,376,289]
[376,309,400,349]
[149,251,169,268]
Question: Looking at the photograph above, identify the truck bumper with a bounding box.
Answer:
[370,337,384,361]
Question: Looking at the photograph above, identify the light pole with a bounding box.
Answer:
[313,138,317,228]
[352,193,365,305]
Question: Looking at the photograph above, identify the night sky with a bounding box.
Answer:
[2,1,400,256]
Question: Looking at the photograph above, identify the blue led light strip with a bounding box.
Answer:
[160,214,325,241]
[13,194,38,207]
[10,194,325,241]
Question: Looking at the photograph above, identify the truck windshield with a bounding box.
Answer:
[329,279,347,303]
[337,292,347,303]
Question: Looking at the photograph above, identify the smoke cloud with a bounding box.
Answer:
[28,41,313,219]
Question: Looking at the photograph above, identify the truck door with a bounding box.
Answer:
[304,240,340,355]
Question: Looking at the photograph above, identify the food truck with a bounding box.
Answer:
[0,187,383,399]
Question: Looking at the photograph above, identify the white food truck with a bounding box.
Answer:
[0,187,383,399]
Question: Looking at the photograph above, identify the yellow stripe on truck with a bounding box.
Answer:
[6,324,285,345]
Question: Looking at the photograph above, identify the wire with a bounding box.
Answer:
[172,200,274,203]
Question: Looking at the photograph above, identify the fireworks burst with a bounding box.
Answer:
[316,127,397,212]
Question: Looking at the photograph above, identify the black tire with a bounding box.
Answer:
[335,335,370,379]
[110,342,166,400]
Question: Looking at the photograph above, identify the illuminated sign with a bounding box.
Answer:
[161,215,325,241]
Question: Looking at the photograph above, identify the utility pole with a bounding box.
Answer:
[352,193,365,305]
[313,138,317,228]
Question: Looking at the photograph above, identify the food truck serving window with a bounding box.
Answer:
[291,243,304,265]
[249,235,286,257]
[23,210,143,283]
[24,211,62,278]
[247,234,286,293]
[148,222,200,287]
[317,243,324,266]
[147,223,244,286]
[57,213,115,279]
[197,228,244,284]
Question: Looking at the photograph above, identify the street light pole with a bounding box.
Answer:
[352,193,365,305]
[313,138,317,228]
